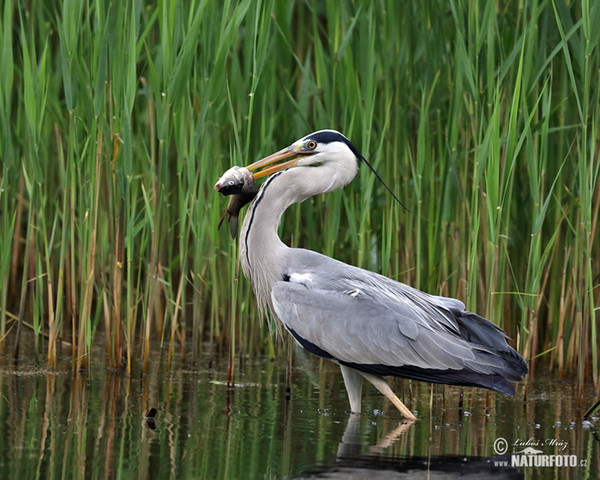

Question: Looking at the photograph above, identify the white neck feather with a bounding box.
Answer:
[239,159,358,314]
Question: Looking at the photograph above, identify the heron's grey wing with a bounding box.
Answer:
[272,281,494,372]
[284,249,469,335]
[278,249,527,393]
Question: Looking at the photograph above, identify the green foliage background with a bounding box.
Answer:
[0,0,598,386]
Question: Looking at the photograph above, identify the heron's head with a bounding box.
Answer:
[247,130,361,180]
[246,129,404,207]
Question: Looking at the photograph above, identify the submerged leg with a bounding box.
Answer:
[359,371,417,421]
[340,365,363,413]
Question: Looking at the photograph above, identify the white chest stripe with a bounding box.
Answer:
[289,273,313,287]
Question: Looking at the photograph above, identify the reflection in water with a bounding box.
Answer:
[0,352,598,479]
[145,407,158,430]
[337,414,412,458]
[299,414,523,478]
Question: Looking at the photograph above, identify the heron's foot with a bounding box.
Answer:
[359,372,417,421]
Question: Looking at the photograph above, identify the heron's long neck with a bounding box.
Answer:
[239,172,291,314]
[239,164,356,314]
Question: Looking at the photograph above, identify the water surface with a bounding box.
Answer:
[0,349,597,479]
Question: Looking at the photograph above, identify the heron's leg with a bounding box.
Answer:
[359,372,417,421]
[340,365,363,413]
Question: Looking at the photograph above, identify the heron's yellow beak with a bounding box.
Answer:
[246,146,303,179]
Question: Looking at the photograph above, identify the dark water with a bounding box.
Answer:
[0,348,598,479]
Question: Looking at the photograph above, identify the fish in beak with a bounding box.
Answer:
[214,166,258,239]
[214,143,312,238]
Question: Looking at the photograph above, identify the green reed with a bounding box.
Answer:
[0,0,598,388]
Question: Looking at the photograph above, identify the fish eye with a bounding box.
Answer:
[306,140,317,150]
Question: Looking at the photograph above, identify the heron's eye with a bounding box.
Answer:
[306,140,317,150]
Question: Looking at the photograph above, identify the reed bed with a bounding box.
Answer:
[0,0,598,388]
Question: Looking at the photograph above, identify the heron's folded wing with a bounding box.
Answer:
[271,281,485,372]
[285,248,465,336]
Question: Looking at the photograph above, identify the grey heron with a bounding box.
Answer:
[216,129,528,420]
